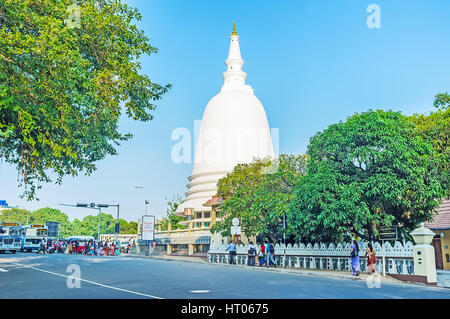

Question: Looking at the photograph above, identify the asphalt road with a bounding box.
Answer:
[1,252,449,299]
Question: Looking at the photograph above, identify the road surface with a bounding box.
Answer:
[1,252,449,299]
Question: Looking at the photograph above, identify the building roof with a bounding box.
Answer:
[425,199,450,230]
[203,196,224,207]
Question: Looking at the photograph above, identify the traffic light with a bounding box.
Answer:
[115,222,120,233]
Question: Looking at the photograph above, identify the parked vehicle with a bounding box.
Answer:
[0,222,23,253]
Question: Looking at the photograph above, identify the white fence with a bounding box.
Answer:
[207,241,415,275]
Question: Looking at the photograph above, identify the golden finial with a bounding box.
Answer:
[232,22,237,36]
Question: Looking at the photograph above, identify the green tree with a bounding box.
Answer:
[156,195,186,231]
[0,207,30,224]
[0,0,170,199]
[119,219,137,234]
[288,110,447,242]
[211,155,307,242]
[408,93,449,193]
[31,207,71,237]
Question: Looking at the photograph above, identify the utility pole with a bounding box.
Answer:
[283,213,286,268]
[96,205,101,242]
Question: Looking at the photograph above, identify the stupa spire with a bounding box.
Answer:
[221,23,253,93]
[232,22,237,36]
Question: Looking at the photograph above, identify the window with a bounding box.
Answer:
[204,222,211,228]
[196,222,202,228]
[204,212,211,219]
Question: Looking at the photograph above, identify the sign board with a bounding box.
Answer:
[231,225,241,235]
[141,215,155,241]
[232,218,240,226]
[2,222,18,226]
[378,226,397,241]
[46,221,59,238]
[31,224,44,228]
[184,208,194,216]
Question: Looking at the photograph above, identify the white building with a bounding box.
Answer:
[175,23,275,218]
[156,24,275,255]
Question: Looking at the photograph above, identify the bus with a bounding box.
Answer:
[0,222,23,254]
[22,224,48,252]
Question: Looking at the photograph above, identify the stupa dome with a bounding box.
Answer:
[176,24,274,214]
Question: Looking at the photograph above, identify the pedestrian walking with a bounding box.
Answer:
[89,241,95,255]
[104,240,109,256]
[350,240,360,276]
[258,242,266,266]
[111,241,116,256]
[265,241,276,268]
[247,241,256,266]
[98,241,104,256]
[226,240,237,264]
[74,240,79,255]
[65,241,72,254]
[36,237,46,254]
[365,242,378,274]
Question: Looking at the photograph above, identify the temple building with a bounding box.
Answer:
[154,24,275,255]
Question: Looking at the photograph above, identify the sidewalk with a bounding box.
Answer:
[125,253,410,286]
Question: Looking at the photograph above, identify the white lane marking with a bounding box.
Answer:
[10,262,163,299]
[190,290,210,293]
[0,268,8,272]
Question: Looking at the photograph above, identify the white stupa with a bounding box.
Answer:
[175,24,275,215]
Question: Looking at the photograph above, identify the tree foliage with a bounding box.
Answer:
[211,155,307,242]
[288,110,447,242]
[408,93,449,193]
[0,0,170,199]
[0,206,137,238]
[156,194,186,231]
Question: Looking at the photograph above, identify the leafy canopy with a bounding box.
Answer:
[288,110,447,242]
[0,206,137,238]
[211,155,307,242]
[155,194,187,231]
[408,93,449,193]
[0,0,170,199]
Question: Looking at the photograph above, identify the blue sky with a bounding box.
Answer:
[1,0,449,222]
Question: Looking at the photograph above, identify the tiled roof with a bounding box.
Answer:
[203,196,224,207]
[425,199,450,230]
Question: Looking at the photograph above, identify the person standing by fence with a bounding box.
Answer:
[247,241,256,266]
[258,242,266,266]
[226,240,237,264]
[266,240,276,268]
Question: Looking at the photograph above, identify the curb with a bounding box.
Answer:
[125,254,208,264]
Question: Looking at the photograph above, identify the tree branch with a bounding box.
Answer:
[0,53,13,63]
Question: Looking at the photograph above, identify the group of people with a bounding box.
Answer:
[350,240,378,276]
[226,238,379,276]
[226,240,277,268]
[36,237,136,256]
[36,238,67,254]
